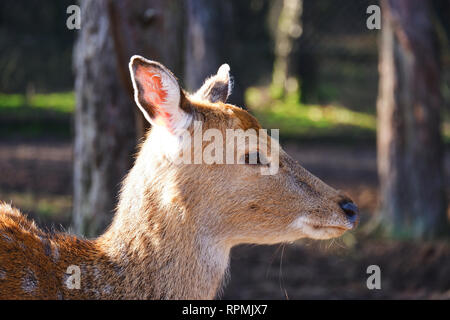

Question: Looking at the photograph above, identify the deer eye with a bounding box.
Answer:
[243,152,266,165]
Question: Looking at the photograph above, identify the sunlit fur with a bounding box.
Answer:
[0,58,356,299]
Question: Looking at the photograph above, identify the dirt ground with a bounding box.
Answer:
[0,138,449,299]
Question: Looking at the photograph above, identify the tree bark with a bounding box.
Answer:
[272,0,303,94]
[184,0,231,92]
[377,0,448,238]
[73,0,184,237]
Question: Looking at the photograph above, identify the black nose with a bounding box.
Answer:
[339,201,359,224]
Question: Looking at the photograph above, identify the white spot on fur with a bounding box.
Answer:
[92,266,101,280]
[1,232,12,242]
[22,268,38,294]
[102,284,113,295]
[114,265,125,277]
[0,269,6,279]
[52,243,60,263]
[289,216,307,230]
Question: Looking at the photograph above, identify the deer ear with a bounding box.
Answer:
[193,64,232,103]
[129,55,191,132]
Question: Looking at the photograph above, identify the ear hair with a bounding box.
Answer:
[129,55,192,132]
[193,64,233,103]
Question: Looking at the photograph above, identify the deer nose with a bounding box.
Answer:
[339,201,359,224]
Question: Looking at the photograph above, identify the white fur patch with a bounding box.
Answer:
[289,216,346,240]
[149,113,192,160]
[199,237,230,276]
[217,64,233,99]
[197,237,231,298]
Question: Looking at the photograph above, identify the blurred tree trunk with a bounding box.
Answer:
[272,0,303,95]
[377,0,448,238]
[73,0,184,237]
[184,0,231,92]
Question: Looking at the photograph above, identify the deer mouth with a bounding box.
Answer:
[308,224,349,231]
[302,223,349,240]
[290,216,352,240]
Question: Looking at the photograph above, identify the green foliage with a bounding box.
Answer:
[0,92,74,113]
[246,86,376,142]
[0,92,74,138]
[0,191,72,225]
[248,86,450,143]
[0,93,26,108]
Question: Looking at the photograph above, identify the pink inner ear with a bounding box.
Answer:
[135,66,168,110]
[134,64,176,131]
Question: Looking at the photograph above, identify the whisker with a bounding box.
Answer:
[327,238,335,250]
[266,244,283,278]
[279,243,289,300]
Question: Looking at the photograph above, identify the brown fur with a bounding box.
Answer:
[0,59,356,299]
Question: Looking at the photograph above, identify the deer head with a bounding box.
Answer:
[127,55,359,249]
[0,56,359,301]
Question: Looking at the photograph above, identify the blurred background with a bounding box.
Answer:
[0,0,449,298]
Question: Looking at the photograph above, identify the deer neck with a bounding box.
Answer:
[96,148,231,299]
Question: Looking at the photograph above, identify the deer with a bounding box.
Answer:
[0,56,359,299]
